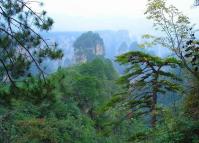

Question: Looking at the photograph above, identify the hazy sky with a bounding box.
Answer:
[35,0,199,35]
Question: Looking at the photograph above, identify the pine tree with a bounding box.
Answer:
[116,51,181,127]
[0,0,63,85]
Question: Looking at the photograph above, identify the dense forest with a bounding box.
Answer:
[0,0,199,143]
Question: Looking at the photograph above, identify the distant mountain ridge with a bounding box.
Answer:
[41,30,138,72]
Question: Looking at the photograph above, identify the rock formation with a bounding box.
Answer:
[73,31,105,63]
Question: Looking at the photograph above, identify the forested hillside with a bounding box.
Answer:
[0,0,199,143]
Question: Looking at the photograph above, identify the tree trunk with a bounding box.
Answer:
[151,93,157,128]
[151,74,158,128]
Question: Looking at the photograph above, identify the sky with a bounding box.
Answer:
[34,0,199,35]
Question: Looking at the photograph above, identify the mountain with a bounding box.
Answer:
[41,30,138,72]
[41,30,172,73]
[73,31,105,63]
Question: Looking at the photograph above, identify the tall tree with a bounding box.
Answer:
[183,32,199,120]
[116,51,181,127]
[145,0,199,80]
[145,0,199,123]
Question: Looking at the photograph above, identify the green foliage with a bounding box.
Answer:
[0,58,124,143]
[115,51,181,126]
[0,99,96,143]
[51,58,119,116]
[0,0,63,84]
[150,109,199,143]
[144,0,199,80]
[184,32,199,72]
[0,0,199,143]
[183,77,199,120]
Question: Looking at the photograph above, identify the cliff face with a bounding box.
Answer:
[74,32,105,63]
[95,44,104,56]
[75,43,105,64]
